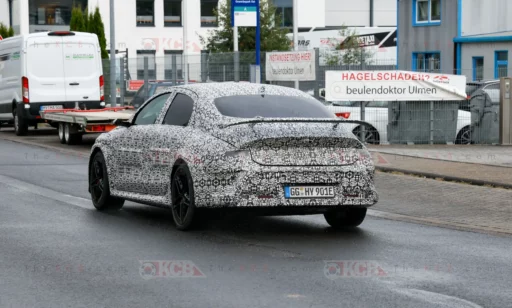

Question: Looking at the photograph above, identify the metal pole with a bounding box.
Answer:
[119,57,125,106]
[109,0,117,107]
[430,101,434,144]
[255,0,261,67]
[234,26,240,82]
[8,0,13,28]
[183,0,188,84]
[369,0,374,27]
[143,57,149,100]
[293,0,299,89]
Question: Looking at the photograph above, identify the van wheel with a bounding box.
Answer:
[13,109,28,136]
[64,123,82,145]
[58,123,66,144]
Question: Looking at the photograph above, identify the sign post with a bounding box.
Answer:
[231,0,260,78]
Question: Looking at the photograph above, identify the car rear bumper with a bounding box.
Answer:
[193,165,378,209]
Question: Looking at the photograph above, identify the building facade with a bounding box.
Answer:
[398,0,512,81]
[1,0,396,80]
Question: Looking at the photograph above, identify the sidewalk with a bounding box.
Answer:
[368,145,512,188]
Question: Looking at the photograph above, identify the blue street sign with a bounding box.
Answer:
[231,0,261,66]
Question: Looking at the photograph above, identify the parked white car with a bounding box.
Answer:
[306,90,471,144]
[321,100,471,144]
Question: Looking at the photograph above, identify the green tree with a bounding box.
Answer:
[83,8,89,31]
[69,6,86,31]
[199,0,290,53]
[91,7,109,59]
[324,25,375,65]
[0,23,15,38]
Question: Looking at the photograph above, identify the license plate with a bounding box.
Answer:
[284,186,335,198]
[40,105,63,110]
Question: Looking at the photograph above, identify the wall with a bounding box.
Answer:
[461,42,512,81]
[398,0,458,72]
[461,0,512,36]
[95,0,213,81]
[325,0,396,27]
[0,0,9,27]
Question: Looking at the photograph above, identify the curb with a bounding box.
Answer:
[367,209,512,237]
[368,149,512,169]
[375,165,512,189]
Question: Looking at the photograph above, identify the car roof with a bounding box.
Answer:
[169,82,310,101]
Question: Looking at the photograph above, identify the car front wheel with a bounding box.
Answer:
[324,208,367,229]
[89,151,125,211]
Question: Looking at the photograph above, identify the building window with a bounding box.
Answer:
[273,0,293,28]
[164,0,182,27]
[164,50,183,80]
[201,0,218,27]
[137,0,154,26]
[473,57,484,81]
[29,0,87,26]
[412,52,441,72]
[137,50,157,80]
[495,51,508,78]
[413,0,441,26]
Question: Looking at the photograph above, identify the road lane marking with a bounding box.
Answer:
[0,174,91,209]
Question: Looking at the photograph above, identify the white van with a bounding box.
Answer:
[0,31,104,135]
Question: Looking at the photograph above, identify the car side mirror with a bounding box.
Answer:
[113,118,132,127]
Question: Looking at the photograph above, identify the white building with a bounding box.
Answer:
[1,0,396,80]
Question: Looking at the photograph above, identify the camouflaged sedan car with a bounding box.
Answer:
[88,82,379,230]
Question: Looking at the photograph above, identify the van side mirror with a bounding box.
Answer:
[319,88,326,99]
[113,118,132,127]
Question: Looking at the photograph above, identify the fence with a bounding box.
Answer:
[99,50,505,145]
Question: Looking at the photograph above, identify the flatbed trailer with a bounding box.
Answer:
[40,107,135,145]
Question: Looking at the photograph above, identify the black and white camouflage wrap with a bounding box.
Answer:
[89,83,378,209]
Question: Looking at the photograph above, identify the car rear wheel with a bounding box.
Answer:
[324,208,367,228]
[58,123,66,144]
[456,126,472,144]
[171,164,200,231]
[89,151,125,211]
[13,109,28,136]
[64,123,82,145]
[353,125,380,145]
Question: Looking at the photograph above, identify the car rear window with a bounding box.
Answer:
[214,95,336,118]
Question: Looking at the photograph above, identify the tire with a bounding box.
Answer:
[58,123,66,144]
[324,208,367,229]
[353,125,380,145]
[455,126,471,144]
[13,109,28,136]
[89,151,125,211]
[64,123,82,145]
[171,163,200,231]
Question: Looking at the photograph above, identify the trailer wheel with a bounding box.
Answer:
[58,123,66,144]
[64,123,82,145]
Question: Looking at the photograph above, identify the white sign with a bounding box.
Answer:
[234,8,257,27]
[265,51,316,81]
[325,71,467,101]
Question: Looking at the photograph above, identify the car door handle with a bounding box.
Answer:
[69,82,79,86]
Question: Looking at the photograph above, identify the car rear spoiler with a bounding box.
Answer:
[218,118,371,129]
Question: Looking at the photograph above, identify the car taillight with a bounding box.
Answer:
[22,76,29,103]
[99,75,104,101]
[335,112,350,119]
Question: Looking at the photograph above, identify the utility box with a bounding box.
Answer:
[469,88,500,144]
[499,77,512,145]
[387,101,460,144]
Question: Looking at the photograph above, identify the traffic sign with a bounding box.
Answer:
[231,0,258,27]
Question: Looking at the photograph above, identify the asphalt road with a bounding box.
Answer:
[1,137,512,308]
